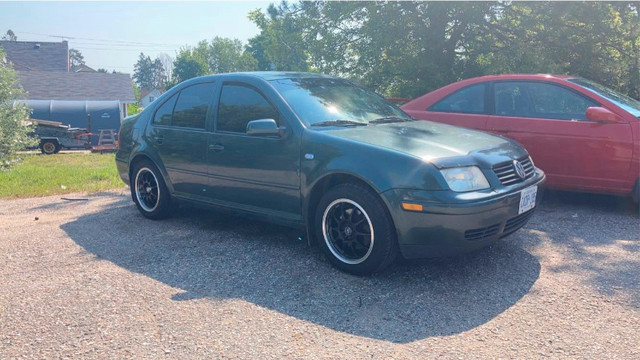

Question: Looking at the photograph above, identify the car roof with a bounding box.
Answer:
[194,71,336,82]
[463,74,574,82]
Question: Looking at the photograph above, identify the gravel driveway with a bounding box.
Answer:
[1,189,638,359]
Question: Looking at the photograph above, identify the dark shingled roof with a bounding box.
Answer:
[17,71,136,102]
[0,40,69,72]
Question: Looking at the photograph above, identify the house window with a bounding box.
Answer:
[149,96,155,102]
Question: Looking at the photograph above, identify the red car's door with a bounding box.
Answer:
[404,83,489,131]
[486,81,633,193]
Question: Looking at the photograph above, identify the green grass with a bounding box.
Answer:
[0,153,127,199]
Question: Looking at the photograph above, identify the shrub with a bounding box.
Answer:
[0,47,36,170]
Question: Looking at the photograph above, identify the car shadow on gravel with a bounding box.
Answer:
[62,196,541,343]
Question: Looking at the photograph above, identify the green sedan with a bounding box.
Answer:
[116,72,545,275]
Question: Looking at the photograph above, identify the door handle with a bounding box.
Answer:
[153,135,164,145]
[209,144,224,152]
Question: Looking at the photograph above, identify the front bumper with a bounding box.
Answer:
[382,170,545,259]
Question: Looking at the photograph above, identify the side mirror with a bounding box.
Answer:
[246,119,285,137]
[585,107,625,124]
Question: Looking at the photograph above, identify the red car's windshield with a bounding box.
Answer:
[568,78,640,118]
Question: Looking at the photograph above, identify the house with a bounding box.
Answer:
[139,88,164,108]
[0,40,69,71]
[0,40,136,128]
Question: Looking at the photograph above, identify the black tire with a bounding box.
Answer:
[40,140,60,155]
[315,183,398,275]
[130,160,173,220]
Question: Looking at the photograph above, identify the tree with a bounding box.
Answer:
[0,48,35,169]
[170,47,208,86]
[204,36,257,73]
[68,48,85,69]
[133,53,167,90]
[2,29,17,41]
[152,58,167,90]
[248,1,639,99]
[97,68,109,73]
[169,37,257,87]
[247,5,310,72]
[133,53,154,89]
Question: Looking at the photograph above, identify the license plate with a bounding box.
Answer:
[518,185,538,214]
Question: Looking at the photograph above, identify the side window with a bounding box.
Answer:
[217,84,279,133]
[429,84,486,114]
[172,83,216,129]
[494,81,598,120]
[526,82,598,120]
[494,82,531,117]
[152,93,177,126]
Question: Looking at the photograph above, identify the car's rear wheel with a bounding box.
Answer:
[131,160,172,219]
[315,183,397,275]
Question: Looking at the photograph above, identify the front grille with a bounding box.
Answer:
[501,209,535,237]
[493,156,535,186]
[465,223,500,241]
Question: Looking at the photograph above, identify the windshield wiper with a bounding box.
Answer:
[311,120,368,127]
[369,116,414,124]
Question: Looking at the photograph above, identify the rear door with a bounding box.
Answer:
[406,82,490,131]
[486,81,633,191]
[146,82,217,200]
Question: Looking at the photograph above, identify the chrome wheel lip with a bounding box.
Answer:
[134,167,160,213]
[42,142,56,153]
[322,198,375,265]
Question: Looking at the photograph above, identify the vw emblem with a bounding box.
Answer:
[513,160,526,179]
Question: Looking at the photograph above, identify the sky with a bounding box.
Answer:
[0,1,271,74]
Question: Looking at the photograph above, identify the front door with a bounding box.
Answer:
[486,81,633,192]
[207,82,301,220]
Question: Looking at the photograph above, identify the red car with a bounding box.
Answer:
[402,74,640,202]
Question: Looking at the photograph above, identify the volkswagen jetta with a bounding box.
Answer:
[116,72,545,275]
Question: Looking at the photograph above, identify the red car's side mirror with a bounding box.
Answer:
[585,106,625,124]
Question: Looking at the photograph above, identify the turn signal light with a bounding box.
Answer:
[401,203,423,212]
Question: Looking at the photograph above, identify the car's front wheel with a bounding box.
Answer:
[315,183,398,275]
[40,140,60,155]
[131,160,172,219]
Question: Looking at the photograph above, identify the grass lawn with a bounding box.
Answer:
[0,153,127,199]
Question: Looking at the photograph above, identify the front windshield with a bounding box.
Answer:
[568,78,640,118]
[270,77,411,126]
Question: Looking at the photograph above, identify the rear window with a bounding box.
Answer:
[152,94,177,126]
[429,84,486,114]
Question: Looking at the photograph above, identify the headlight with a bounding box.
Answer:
[440,166,490,192]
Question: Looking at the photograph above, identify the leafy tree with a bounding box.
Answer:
[68,48,85,69]
[247,4,310,71]
[250,1,639,99]
[204,36,257,73]
[97,68,109,73]
[169,47,208,87]
[0,48,36,169]
[2,29,17,41]
[169,37,256,87]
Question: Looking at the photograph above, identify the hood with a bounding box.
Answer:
[321,120,516,163]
